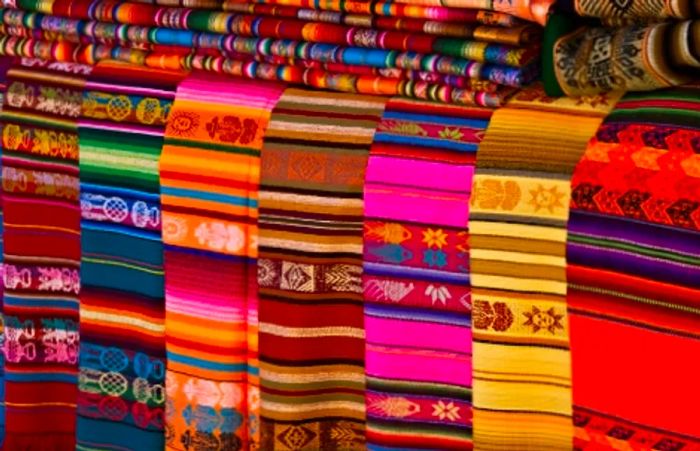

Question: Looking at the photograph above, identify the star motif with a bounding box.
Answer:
[528,184,566,213]
[523,306,564,334]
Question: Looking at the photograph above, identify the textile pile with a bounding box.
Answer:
[0,0,554,106]
[0,0,695,449]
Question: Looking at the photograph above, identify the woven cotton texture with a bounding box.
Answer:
[469,85,621,450]
[160,73,283,450]
[568,86,700,449]
[76,61,186,451]
[257,88,386,450]
[362,98,492,449]
[1,58,90,450]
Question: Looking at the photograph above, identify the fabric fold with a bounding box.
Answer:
[160,72,284,450]
[1,57,90,450]
[76,60,187,451]
[257,88,386,450]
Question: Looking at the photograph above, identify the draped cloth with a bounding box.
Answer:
[0,56,12,448]
[568,86,700,449]
[1,57,89,450]
[76,61,186,450]
[469,85,621,449]
[160,73,283,450]
[257,89,386,450]
[362,98,492,449]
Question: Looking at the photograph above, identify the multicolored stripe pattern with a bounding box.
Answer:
[568,86,700,449]
[0,58,89,450]
[0,55,12,448]
[362,98,491,449]
[76,61,186,451]
[160,73,283,450]
[257,89,386,450]
[469,85,621,449]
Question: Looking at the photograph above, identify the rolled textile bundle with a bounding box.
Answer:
[216,2,543,45]
[543,15,700,97]
[0,9,538,86]
[556,0,699,26]
[3,1,539,66]
[222,0,554,24]
[219,0,524,26]
[0,36,517,106]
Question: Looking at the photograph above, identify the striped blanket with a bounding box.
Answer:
[160,73,283,450]
[257,88,386,450]
[1,57,90,450]
[568,86,700,449]
[76,61,186,450]
[362,98,491,449]
[0,55,11,448]
[469,85,621,449]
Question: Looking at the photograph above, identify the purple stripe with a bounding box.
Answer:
[567,242,700,289]
[568,210,700,256]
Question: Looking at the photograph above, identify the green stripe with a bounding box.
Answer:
[570,234,700,266]
[367,377,472,400]
[1,112,75,131]
[164,137,259,156]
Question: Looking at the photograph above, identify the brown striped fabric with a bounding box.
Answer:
[257,88,387,450]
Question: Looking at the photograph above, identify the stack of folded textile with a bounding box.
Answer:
[543,0,699,96]
[0,0,557,105]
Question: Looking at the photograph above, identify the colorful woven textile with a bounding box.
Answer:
[0,57,88,450]
[220,3,541,44]
[4,1,539,66]
[469,85,622,449]
[544,18,699,97]
[0,36,515,107]
[0,55,11,448]
[0,9,537,84]
[568,86,700,449]
[257,88,386,450]
[226,0,554,24]
[76,60,186,450]
[160,72,283,450]
[556,0,698,25]
[362,98,492,449]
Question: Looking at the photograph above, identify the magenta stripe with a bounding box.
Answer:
[365,188,469,227]
[366,156,474,192]
[366,346,472,386]
[366,316,472,354]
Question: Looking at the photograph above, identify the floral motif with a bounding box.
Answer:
[422,228,448,249]
[528,184,566,213]
[438,127,464,140]
[423,249,447,268]
[425,285,451,306]
[432,400,461,421]
[472,179,521,210]
[363,279,415,303]
[523,306,565,334]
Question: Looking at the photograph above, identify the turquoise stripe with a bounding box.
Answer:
[161,186,257,208]
[166,352,258,374]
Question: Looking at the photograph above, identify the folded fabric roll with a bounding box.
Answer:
[544,17,700,97]
[0,36,517,106]
[0,9,539,81]
[556,0,699,26]
[221,2,542,45]
[224,0,555,24]
[220,0,524,26]
[4,1,538,66]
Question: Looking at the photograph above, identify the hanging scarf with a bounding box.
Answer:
[76,60,187,450]
[1,57,90,450]
[257,89,387,450]
[160,72,283,450]
[362,98,492,449]
[568,85,700,449]
[469,84,622,450]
